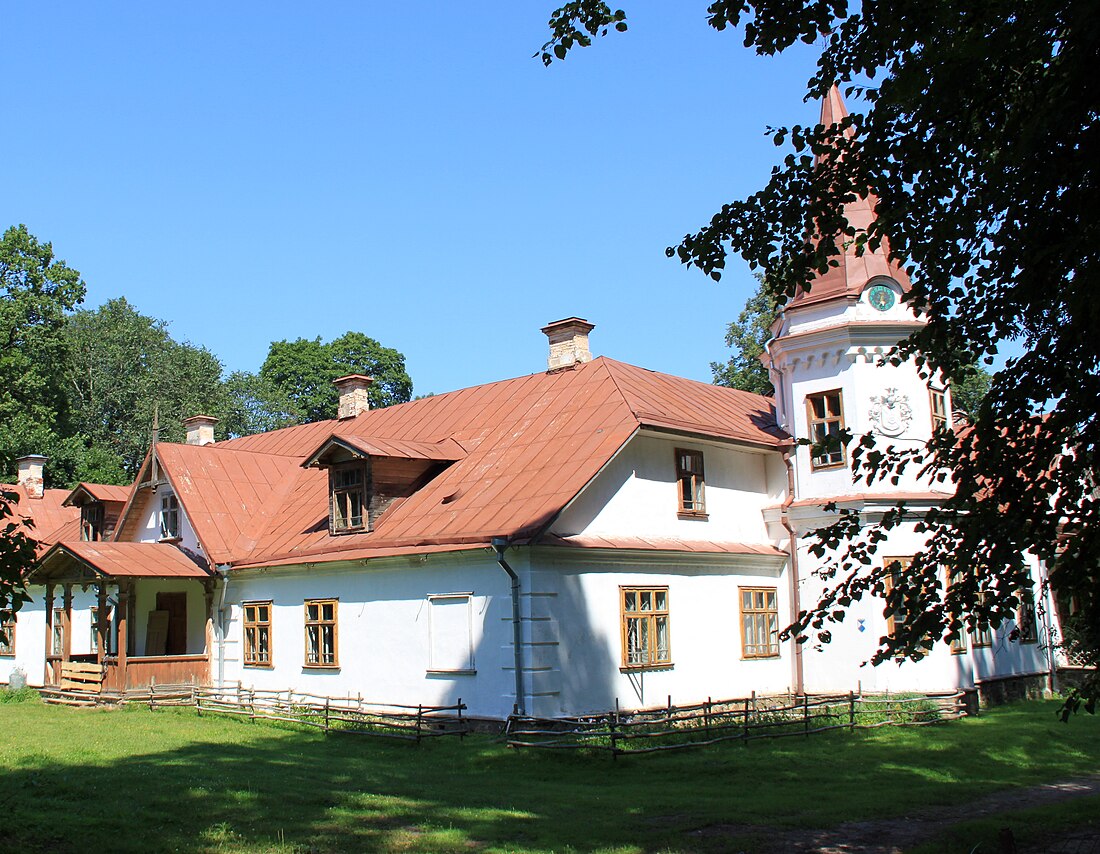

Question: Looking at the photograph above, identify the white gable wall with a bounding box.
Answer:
[554,432,782,544]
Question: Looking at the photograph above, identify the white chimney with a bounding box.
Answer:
[16,455,46,500]
[334,374,373,419]
[542,317,595,371]
[182,415,218,446]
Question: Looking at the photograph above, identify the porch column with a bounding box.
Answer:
[116,584,130,686]
[96,582,108,664]
[203,580,215,686]
[61,584,73,662]
[43,583,54,684]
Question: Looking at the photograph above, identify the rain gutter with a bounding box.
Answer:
[781,447,806,696]
[492,538,525,716]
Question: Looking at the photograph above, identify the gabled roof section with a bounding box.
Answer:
[36,541,214,581]
[301,433,467,469]
[1,484,77,547]
[231,358,784,568]
[787,85,912,311]
[602,359,785,447]
[63,482,131,507]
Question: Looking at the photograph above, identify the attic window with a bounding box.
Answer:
[160,494,180,540]
[330,463,366,534]
[81,503,105,542]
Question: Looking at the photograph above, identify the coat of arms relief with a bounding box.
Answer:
[868,388,912,437]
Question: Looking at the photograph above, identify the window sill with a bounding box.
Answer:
[426,669,476,676]
[158,536,182,545]
[0,653,14,658]
[619,663,673,673]
[244,663,273,669]
[741,653,780,660]
[677,511,709,521]
[810,462,847,472]
[302,664,340,671]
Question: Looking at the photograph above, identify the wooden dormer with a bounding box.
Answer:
[302,434,466,535]
[63,483,131,542]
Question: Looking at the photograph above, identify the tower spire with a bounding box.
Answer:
[782,84,910,310]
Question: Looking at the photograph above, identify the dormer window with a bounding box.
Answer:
[81,503,105,541]
[160,494,180,540]
[330,464,367,534]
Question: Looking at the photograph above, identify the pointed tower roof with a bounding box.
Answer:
[785,85,911,311]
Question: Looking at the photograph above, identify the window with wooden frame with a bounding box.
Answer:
[970,590,994,648]
[675,449,706,516]
[740,587,780,658]
[160,493,180,540]
[243,601,273,667]
[81,503,105,542]
[944,567,967,654]
[90,605,115,655]
[806,390,845,468]
[51,608,65,656]
[882,557,917,642]
[330,464,367,534]
[304,599,338,668]
[0,616,14,656]
[1016,588,1038,644]
[620,587,671,668]
[929,388,949,432]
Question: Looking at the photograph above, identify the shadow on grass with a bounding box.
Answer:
[0,701,1096,853]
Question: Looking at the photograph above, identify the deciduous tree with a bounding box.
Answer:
[260,332,412,423]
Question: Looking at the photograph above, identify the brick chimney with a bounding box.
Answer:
[16,455,46,500]
[183,415,218,446]
[334,375,373,419]
[541,317,595,371]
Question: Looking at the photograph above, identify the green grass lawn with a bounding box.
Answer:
[0,695,1097,853]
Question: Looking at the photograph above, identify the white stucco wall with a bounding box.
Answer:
[554,432,781,544]
[528,548,792,716]
[218,551,516,719]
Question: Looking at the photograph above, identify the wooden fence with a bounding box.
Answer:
[505,691,967,755]
[145,684,468,743]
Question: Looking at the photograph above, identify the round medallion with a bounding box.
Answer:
[867,284,896,311]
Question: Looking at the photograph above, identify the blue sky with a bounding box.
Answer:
[3,3,820,396]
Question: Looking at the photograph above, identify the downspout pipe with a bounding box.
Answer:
[781,447,806,696]
[492,538,526,716]
[216,564,231,690]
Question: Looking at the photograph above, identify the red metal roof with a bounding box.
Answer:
[39,541,214,578]
[2,484,78,547]
[539,534,786,557]
[109,357,785,570]
[64,482,132,505]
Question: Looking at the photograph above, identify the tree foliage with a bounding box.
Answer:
[711,273,780,396]
[62,297,226,478]
[545,1,1099,705]
[0,225,86,484]
[0,490,36,625]
[260,332,413,423]
[220,371,302,439]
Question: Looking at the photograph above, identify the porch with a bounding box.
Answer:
[34,542,218,697]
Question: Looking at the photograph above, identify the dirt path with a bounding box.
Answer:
[687,775,1100,853]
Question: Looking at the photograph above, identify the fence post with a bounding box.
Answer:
[458,698,465,739]
[742,696,750,743]
[149,687,155,712]
[610,698,620,758]
[848,690,856,730]
[416,704,423,745]
[667,694,673,728]
[325,698,330,734]
[804,693,810,737]
[705,696,712,740]
[249,688,256,721]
